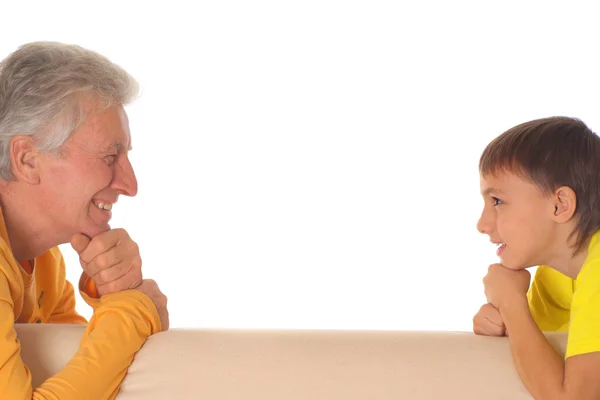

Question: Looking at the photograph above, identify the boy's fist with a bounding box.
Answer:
[473,303,506,336]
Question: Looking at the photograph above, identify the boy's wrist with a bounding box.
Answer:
[498,295,530,323]
[498,295,529,315]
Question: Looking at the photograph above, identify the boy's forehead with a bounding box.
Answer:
[480,172,513,194]
[480,170,534,195]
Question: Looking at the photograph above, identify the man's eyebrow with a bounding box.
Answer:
[106,142,133,151]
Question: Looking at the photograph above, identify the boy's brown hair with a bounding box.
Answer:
[479,116,600,252]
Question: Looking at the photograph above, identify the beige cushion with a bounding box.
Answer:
[15,324,567,399]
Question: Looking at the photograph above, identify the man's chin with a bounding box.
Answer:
[82,223,111,239]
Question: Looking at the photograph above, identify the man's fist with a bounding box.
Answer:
[136,279,169,331]
[71,228,143,297]
[473,303,506,336]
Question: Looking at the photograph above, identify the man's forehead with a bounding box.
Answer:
[79,103,132,149]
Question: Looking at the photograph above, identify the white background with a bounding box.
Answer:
[1,1,599,331]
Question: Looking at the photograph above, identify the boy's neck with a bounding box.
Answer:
[543,232,590,279]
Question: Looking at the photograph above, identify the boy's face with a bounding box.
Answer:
[477,171,558,270]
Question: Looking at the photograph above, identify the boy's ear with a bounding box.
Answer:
[10,135,41,184]
[552,186,577,223]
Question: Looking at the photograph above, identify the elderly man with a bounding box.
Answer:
[0,42,169,398]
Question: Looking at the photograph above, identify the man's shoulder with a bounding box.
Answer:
[0,235,21,281]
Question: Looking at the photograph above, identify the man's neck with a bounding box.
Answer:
[0,184,59,262]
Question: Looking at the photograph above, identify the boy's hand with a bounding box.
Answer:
[473,303,506,336]
[483,263,531,310]
[71,229,143,296]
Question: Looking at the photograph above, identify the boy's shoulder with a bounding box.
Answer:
[534,265,573,286]
[531,265,574,311]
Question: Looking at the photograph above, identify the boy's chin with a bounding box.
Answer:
[498,257,534,271]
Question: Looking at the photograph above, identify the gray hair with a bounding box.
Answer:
[0,41,139,181]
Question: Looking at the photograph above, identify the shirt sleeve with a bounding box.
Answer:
[0,269,161,399]
[566,258,600,358]
[78,272,101,310]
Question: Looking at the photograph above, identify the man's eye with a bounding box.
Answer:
[492,197,502,206]
[105,155,117,165]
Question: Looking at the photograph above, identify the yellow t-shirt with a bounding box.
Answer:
[527,231,600,358]
[0,208,162,399]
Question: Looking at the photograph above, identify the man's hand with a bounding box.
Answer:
[136,279,169,331]
[473,303,506,336]
[483,263,531,310]
[71,229,143,297]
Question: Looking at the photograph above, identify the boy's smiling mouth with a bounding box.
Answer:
[492,241,506,256]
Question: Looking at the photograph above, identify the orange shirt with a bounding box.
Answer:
[0,207,162,399]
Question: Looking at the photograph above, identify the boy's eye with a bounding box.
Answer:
[104,155,117,165]
[492,197,502,206]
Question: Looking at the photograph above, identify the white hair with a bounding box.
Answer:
[0,41,139,180]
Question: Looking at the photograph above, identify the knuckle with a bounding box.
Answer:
[131,254,142,269]
[96,269,112,285]
[129,240,139,253]
[94,255,110,270]
[106,282,120,293]
[117,228,131,240]
[132,269,143,282]
[90,239,107,255]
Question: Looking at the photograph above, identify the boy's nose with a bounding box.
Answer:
[476,212,491,235]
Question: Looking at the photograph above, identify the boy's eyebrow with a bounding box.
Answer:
[482,187,504,196]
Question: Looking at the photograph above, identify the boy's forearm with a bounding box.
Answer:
[500,297,565,400]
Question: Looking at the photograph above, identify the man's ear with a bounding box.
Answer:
[552,186,577,223]
[9,135,41,184]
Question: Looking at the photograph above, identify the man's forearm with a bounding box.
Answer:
[36,290,160,399]
[501,297,565,400]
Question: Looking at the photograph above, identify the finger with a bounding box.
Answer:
[70,233,91,255]
[162,311,170,331]
[79,229,127,264]
[96,264,143,296]
[474,322,503,336]
[93,260,132,287]
[483,315,505,331]
[474,323,496,336]
[482,305,504,326]
[84,242,137,277]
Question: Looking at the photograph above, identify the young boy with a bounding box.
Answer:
[473,116,600,399]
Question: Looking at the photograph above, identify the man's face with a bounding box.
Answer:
[37,103,138,240]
